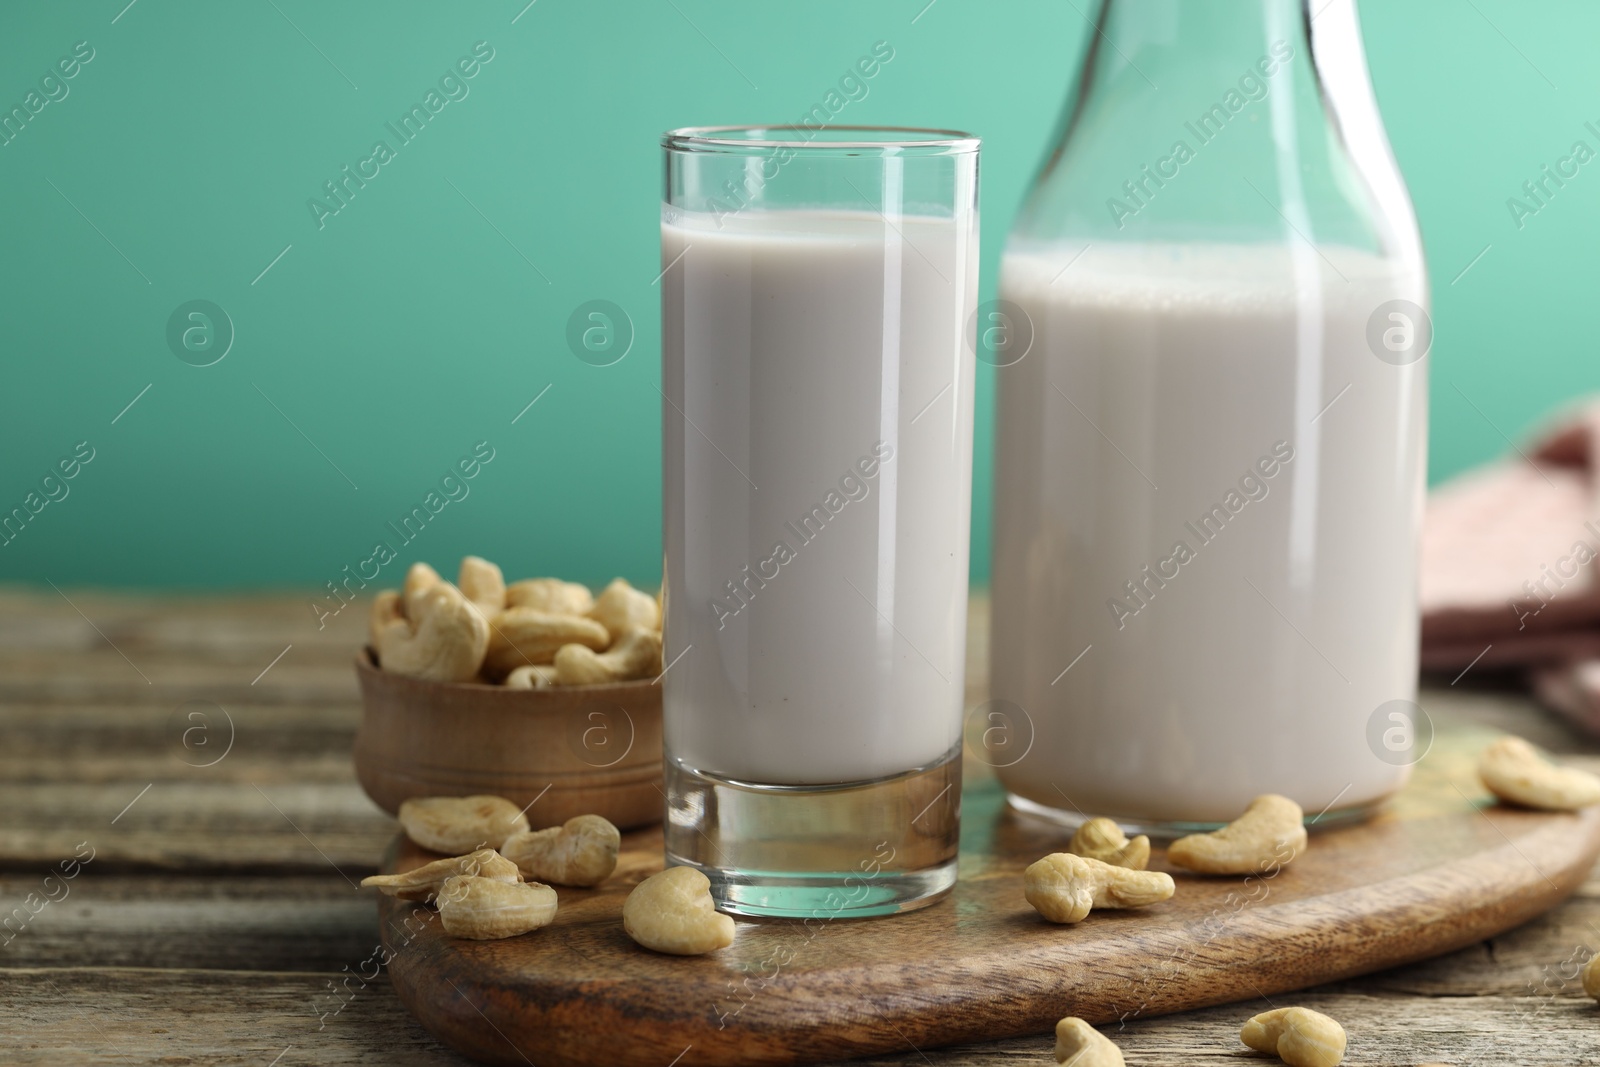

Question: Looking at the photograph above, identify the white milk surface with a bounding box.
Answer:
[661,208,978,784]
[992,241,1427,823]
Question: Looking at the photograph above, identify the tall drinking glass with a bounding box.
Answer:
[660,126,979,917]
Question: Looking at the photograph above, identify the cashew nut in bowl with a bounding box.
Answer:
[1068,817,1150,870]
[482,608,610,677]
[368,590,403,651]
[1478,735,1600,811]
[404,560,441,599]
[373,579,489,683]
[359,848,520,903]
[506,578,595,616]
[1023,852,1174,923]
[588,578,660,636]
[367,564,674,689]
[501,814,621,887]
[1054,1017,1124,1066]
[504,664,560,689]
[1167,794,1307,875]
[1240,1006,1346,1067]
[554,627,663,686]
[622,865,735,955]
[436,875,558,940]
[457,555,506,619]
[398,794,530,853]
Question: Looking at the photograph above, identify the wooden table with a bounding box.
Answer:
[6,588,1600,1066]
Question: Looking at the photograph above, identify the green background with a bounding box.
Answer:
[1,1,1595,595]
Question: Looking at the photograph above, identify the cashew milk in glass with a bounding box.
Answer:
[661,208,977,785]
[660,126,979,917]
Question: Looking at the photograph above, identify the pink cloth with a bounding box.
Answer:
[1420,400,1600,731]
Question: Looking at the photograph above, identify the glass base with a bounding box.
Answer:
[663,748,960,918]
[1005,790,1384,839]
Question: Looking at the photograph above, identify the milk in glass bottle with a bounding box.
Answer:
[990,0,1428,829]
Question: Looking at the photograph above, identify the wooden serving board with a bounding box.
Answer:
[377,717,1600,1067]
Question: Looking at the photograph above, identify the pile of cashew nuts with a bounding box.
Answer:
[361,794,732,954]
[368,556,663,687]
[1039,735,1600,1066]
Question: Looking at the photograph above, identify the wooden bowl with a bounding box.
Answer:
[351,650,663,830]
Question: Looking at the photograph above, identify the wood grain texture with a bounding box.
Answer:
[2,968,476,1067]
[8,588,1600,1067]
[352,652,664,829]
[9,970,1600,1066]
[0,874,376,972]
[379,716,1600,1067]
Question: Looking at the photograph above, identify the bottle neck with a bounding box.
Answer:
[1306,0,1424,272]
[1017,0,1418,263]
[1089,0,1311,61]
[1049,0,1315,172]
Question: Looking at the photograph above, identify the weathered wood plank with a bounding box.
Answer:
[0,701,362,786]
[1,858,1594,979]
[0,874,375,972]
[1344,881,1600,998]
[0,868,1596,996]
[0,660,360,706]
[1422,676,1600,756]
[0,586,372,628]
[2,968,475,1066]
[1103,990,1600,1066]
[6,588,1600,1067]
[0,781,392,872]
[4,969,1599,1066]
[0,586,368,708]
[0,600,364,661]
[0,752,360,789]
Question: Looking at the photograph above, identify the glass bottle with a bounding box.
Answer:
[989,0,1429,831]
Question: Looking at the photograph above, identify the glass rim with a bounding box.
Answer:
[662,125,980,156]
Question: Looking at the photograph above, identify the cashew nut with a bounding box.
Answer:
[555,627,663,686]
[404,561,441,599]
[1167,794,1307,875]
[373,579,489,683]
[622,865,735,955]
[1478,735,1600,811]
[504,664,560,689]
[457,555,505,618]
[501,814,621,887]
[360,848,521,903]
[1023,852,1174,924]
[1068,817,1150,870]
[399,794,530,853]
[1240,1007,1346,1067]
[588,578,660,636]
[483,608,610,677]
[436,875,558,940]
[1054,1017,1124,1066]
[368,589,403,651]
[1583,951,1600,1000]
[506,578,595,616]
